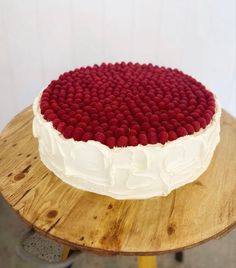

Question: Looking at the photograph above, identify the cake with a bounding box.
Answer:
[33,62,221,199]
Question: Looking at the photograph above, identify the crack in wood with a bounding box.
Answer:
[169,190,176,218]
[14,165,32,181]
[22,165,32,173]
[13,188,31,206]
[13,172,49,206]
[46,217,62,233]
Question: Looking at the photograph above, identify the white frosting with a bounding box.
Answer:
[32,92,221,200]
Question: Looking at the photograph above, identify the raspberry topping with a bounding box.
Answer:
[117,136,128,147]
[40,62,216,148]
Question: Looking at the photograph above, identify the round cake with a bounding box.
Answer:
[33,62,221,199]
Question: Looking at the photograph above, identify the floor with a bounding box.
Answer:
[0,196,235,268]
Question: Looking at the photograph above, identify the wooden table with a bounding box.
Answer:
[0,107,236,268]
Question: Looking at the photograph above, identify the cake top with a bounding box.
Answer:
[40,62,216,148]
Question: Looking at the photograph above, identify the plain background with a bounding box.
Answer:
[0,0,235,130]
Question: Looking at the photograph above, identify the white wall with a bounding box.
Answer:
[0,0,235,130]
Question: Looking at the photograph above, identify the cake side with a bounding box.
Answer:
[33,91,221,200]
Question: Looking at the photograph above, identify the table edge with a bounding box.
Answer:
[1,191,236,256]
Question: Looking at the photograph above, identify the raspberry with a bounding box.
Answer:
[71,103,79,111]
[101,122,108,131]
[110,118,118,125]
[189,99,197,105]
[57,122,66,132]
[141,122,150,130]
[91,120,99,127]
[81,116,90,123]
[79,122,87,130]
[91,113,98,120]
[185,124,195,134]
[94,126,103,133]
[107,112,115,119]
[191,112,200,119]
[104,106,112,113]
[139,133,148,145]
[148,127,156,133]
[115,128,125,137]
[120,105,127,112]
[47,113,57,121]
[143,106,151,113]
[179,104,186,110]
[40,105,49,114]
[94,132,106,143]
[82,132,93,141]
[208,100,215,106]
[166,123,174,131]
[157,126,166,133]
[44,108,54,116]
[63,126,74,139]
[158,131,169,144]
[57,109,65,118]
[168,131,177,141]
[208,105,215,113]
[188,105,195,112]
[131,124,140,132]
[159,101,165,108]
[106,137,116,148]
[176,127,188,137]
[73,127,84,141]
[199,117,207,128]
[198,104,204,111]
[117,113,124,121]
[186,116,193,123]
[129,136,138,146]
[110,125,117,132]
[176,113,184,121]
[160,113,168,121]
[136,112,144,122]
[152,121,161,128]
[205,110,213,117]
[148,132,157,144]
[161,121,168,128]
[117,136,128,147]
[205,113,212,124]
[168,110,175,118]
[174,107,181,113]
[167,103,175,109]
[192,121,201,132]
[52,119,60,129]
[68,117,77,126]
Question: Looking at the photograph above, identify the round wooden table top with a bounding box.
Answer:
[0,107,236,256]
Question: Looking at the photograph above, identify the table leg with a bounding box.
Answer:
[175,251,184,262]
[61,245,71,261]
[138,256,157,268]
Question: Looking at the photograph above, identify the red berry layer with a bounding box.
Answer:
[40,62,216,148]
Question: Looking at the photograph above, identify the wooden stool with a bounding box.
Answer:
[0,107,236,268]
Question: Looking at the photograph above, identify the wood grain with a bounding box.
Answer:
[0,107,236,255]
